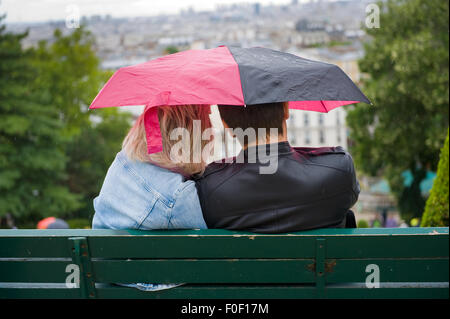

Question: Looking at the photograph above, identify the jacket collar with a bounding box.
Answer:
[240,141,293,160]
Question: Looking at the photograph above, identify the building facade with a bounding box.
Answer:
[287,107,348,149]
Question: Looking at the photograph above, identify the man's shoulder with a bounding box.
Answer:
[292,146,355,173]
[292,145,347,156]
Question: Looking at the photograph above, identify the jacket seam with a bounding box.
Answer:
[136,196,162,229]
[285,156,353,175]
[167,182,193,225]
[116,152,173,208]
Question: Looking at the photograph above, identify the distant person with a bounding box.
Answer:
[195,102,360,233]
[385,214,399,228]
[381,208,388,227]
[0,213,17,229]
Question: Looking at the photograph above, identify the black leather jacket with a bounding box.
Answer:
[194,142,360,233]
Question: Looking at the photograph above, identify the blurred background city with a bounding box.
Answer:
[0,0,448,229]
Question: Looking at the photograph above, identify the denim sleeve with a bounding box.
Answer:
[92,154,164,230]
[167,181,208,229]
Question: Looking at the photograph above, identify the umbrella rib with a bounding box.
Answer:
[320,100,328,113]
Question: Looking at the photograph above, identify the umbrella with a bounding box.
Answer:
[89,46,370,153]
[37,217,69,229]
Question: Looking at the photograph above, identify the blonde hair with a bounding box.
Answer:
[122,105,212,176]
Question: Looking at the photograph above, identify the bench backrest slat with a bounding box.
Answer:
[1,229,448,259]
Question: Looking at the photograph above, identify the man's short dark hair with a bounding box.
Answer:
[218,102,287,146]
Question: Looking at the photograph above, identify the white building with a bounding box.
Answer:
[287,107,348,149]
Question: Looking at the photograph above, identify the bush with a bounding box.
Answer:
[67,218,91,229]
[357,219,369,228]
[421,129,449,227]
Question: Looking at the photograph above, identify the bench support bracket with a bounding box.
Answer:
[315,238,326,298]
[68,237,97,299]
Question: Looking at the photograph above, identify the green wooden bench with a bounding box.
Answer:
[0,227,448,299]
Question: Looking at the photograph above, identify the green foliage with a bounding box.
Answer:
[0,16,81,222]
[30,26,132,223]
[357,219,369,228]
[0,18,132,227]
[347,0,449,220]
[421,130,449,227]
[31,27,108,138]
[164,46,179,55]
[65,108,132,220]
[66,218,91,229]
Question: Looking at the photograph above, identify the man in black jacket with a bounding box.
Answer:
[194,102,359,233]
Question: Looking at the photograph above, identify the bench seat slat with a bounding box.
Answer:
[0,260,72,282]
[1,228,447,258]
[0,235,449,259]
[0,287,80,299]
[2,258,447,284]
[325,258,449,283]
[92,259,316,283]
[0,238,71,258]
[326,236,449,259]
[96,285,449,299]
[89,234,449,259]
[1,285,448,299]
[2,233,447,259]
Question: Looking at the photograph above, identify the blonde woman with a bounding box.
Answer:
[92,105,212,291]
[92,105,212,231]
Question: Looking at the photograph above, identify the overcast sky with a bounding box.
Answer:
[1,0,303,23]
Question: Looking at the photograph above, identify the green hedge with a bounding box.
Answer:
[66,218,91,229]
[421,129,449,227]
[357,219,369,228]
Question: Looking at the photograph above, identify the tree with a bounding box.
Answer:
[31,26,132,222]
[164,46,179,55]
[421,130,449,227]
[65,108,132,220]
[0,16,81,224]
[31,27,108,138]
[0,21,132,227]
[346,0,449,221]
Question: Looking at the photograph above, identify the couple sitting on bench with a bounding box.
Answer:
[92,102,359,290]
[93,102,359,233]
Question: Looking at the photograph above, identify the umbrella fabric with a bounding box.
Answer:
[90,46,370,154]
[37,217,69,229]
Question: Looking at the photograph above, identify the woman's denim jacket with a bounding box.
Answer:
[92,150,207,291]
[93,150,207,230]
